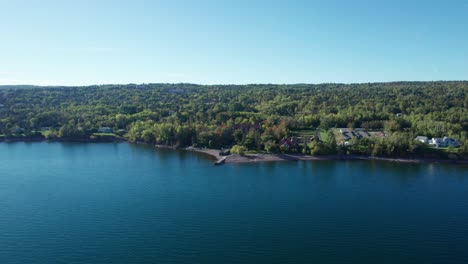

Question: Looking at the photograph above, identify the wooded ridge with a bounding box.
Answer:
[1,81,466,158]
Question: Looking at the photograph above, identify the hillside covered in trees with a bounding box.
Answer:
[0,81,467,158]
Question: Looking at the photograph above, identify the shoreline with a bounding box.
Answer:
[1,138,467,165]
[185,147,468,165]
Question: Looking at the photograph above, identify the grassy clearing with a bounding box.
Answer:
[319,129,329,141]
[40,130,52,137]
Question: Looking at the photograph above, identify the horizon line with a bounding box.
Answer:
[1,80,467,88]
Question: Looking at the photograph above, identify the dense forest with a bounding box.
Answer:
[0,81,467,158]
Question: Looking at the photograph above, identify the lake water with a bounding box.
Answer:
[1,142,467,263]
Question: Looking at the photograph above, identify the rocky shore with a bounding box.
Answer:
[185,147,468,165]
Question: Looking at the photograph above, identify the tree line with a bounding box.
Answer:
[0,82,466,157]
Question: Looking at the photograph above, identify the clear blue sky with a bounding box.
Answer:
[1,0,467,85]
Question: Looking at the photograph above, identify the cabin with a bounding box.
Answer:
[98,127,113,133]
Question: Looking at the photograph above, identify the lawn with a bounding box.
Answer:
[92,132,117,137]
[290,129,316,136]
[423,145,460,154]
[319,129,329,141]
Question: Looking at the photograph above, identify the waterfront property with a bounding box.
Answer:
[279,137,300,151]
[415,136,429,144]
[338,128,371,142]
[427,137,461,148]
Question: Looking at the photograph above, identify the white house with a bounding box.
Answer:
[429,138,445,147]
[415,136,428,144]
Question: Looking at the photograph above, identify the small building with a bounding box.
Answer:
[280,137,299,151]
[442,137,460,148]
[341,132,351,140]
[339,128,351,140]
[395,113,402,117]
[429,137,460,148]
[415,136,428,144]
[98,127,113,133]
[429,138,445,147]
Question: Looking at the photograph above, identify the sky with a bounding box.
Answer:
[0,0,467,85]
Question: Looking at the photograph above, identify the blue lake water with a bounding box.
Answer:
[1,142,467,263]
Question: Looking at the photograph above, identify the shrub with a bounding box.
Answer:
[231,145,247,155]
